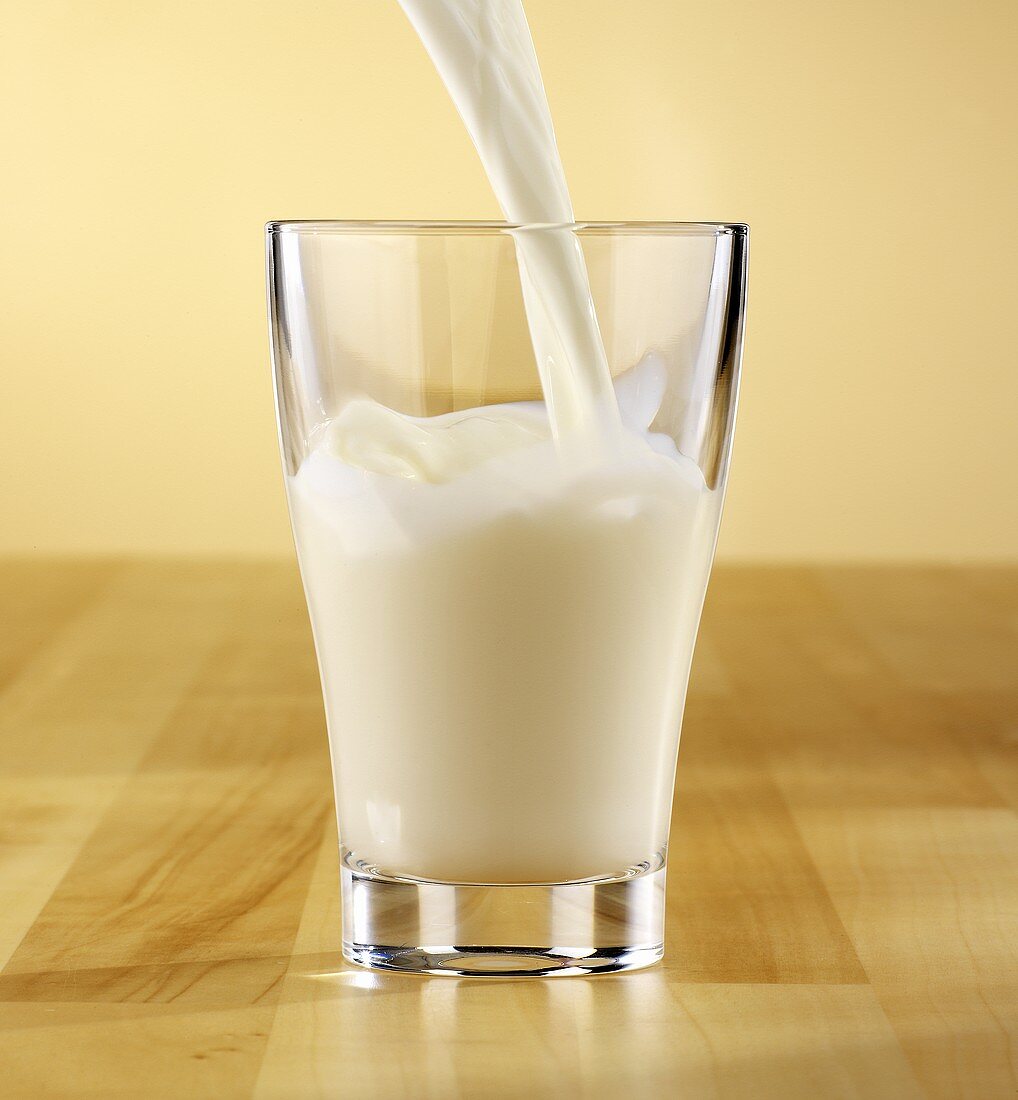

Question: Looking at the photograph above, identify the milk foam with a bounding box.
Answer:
[293,356,705,557]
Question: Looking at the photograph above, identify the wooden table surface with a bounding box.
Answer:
[1,561,1015,1099]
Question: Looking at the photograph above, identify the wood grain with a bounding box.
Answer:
[0,561,1015,1098]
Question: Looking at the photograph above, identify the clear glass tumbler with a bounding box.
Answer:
[267,220,748,976]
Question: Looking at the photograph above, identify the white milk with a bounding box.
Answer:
[287,0,717,883]
[291,361,716,883]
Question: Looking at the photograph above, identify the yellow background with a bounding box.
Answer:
[3,0,1016,560]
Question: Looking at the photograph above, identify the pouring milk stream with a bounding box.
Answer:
[398,0,620,443]
[288,0,716,882]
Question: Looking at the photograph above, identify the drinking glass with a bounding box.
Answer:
[267,221,748,976]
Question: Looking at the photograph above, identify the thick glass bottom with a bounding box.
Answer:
[341,849,667,978]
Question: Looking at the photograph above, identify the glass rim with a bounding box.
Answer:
[265,219,748,237]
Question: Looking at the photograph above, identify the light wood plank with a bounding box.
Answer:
[0,561,289,971]
[794,807,1018,1099]
[0,561,294,777]
[1,561,1015,1097]
[0,707,330,993]
[668,697,865,983]
[0,559,118,689]
[933,689,1018,811]
[704,567,1002,808]
[0,777,123,971]
[257,968,922,1099]
[0,1003,277,1099]
[2,630,331,995]
[259,828,896,1098]
[821,566,1018,692]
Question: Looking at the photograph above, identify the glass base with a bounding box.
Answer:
[341,850,667,978]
